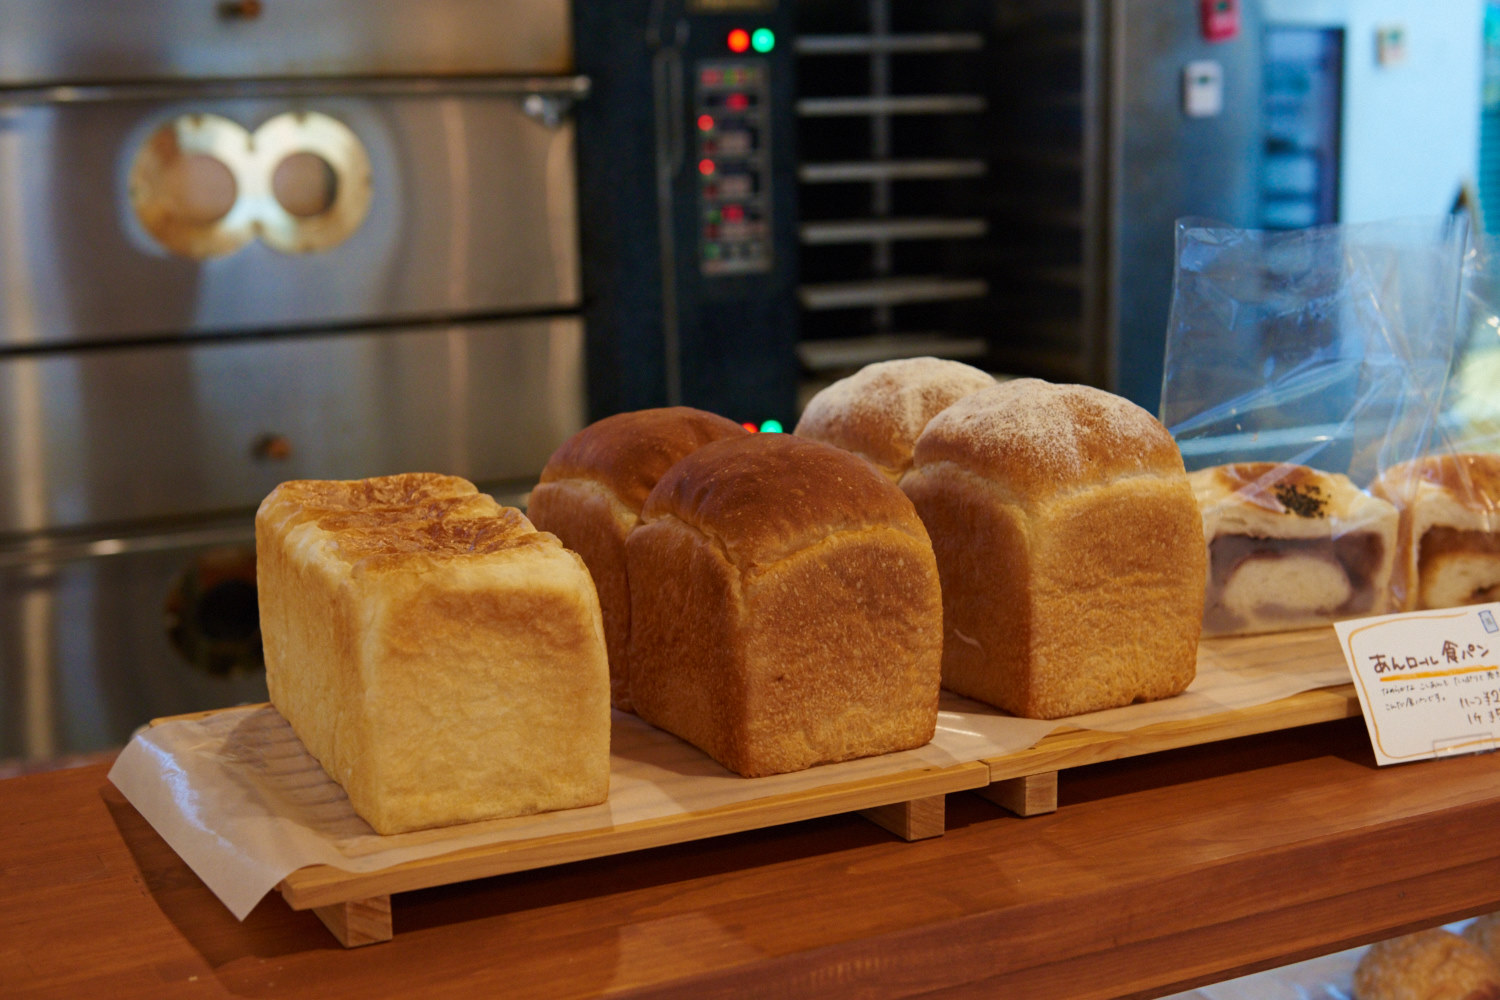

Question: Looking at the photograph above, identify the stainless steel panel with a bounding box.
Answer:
[0,317,585,535]
[0,0,573,84]
[1111,0,1266,410]
[2,530,270,760]
[0,93,579,346]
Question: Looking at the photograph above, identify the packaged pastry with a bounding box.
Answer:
[1190,462,1399,635]
[257,472,611,835]
[794,356,995,482]
[1370,452,1500,611]
[625,433,943,777]
[527,406,748,711]
[901,378,1205,719]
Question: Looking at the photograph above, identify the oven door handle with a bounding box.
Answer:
[0,74,592,109]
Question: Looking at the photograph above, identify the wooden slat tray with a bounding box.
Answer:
[151,630,1362,947]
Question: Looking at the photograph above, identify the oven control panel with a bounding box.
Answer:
[694,59,772,276]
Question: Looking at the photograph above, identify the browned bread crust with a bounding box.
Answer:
[1466,914,1500,967]
[1370,452,1500,610]
[902,379,1205,719]
[535,407,750,510]
[626,434,944,777]
[793,357,995,481]
[1354,928,1500,1000]
[257,472,611,834]
[527,408,748,711]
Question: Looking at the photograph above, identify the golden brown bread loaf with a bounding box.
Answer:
[526,407,749,712]
[1466,914,1500,966]
[625,433,944,777]
[793,357,996,482]
[1190,462,1399,636]
[256,472,611,835]
[901,379,1205,719]
[1370,452,1500,611]
[1353,928,1500,1000]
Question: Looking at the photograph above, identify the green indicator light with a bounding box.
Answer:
[758,419,783,433]
[751,28,775,53]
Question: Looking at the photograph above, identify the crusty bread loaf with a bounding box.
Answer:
[1466,914,1500,967]
[625,433,943,777]
[901,379,1205,719]
[256,472,611,835]
[1370,452,1500,611]
[794,357,996,482]
[1353,928,1500,1000]
[1190,462,1398,635]
[526,407,749,712]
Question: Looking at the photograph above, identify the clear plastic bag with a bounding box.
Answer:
[1161,214,1472,483]
[1159,215,1481,634]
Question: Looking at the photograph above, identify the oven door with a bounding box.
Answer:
[0,79,584,347]
[0,316,585,535]
[2,528,271,760]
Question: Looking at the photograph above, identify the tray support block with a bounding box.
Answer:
[314,895,393,947]
[859,793,947,841]
[980,772,1058,817]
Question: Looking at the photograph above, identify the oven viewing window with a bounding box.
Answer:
[129,110,373,258]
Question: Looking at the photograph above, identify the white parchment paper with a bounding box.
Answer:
[107,629,1353,920]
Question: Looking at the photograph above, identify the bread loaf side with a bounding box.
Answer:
[257,472,611,834]
[527,407,749,711]
[903,379,1205,719]
[626,434,944,776]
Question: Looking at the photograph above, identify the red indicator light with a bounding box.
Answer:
[723,204,745,222]
[726,93,749,111]
[741,421,759,433]
[698,159,716,176]
[727,28,751,53]
[697,114,715,132]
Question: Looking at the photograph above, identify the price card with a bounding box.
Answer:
[1335,604,1500,766]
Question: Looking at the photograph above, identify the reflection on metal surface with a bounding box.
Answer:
[129,113,254,258]
[21,565,54,759]
[128,110,372,258]
[255,110,372,254]
[272,152,336,217]
[0,318,586,535]
[164,546,264,677]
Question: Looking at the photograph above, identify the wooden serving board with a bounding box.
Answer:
[150,629,1362,948]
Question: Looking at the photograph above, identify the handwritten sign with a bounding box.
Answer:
[1334,604,1500,765]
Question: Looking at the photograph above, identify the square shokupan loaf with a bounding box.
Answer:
[526,407,749,712]
[1191,462,1398,636]
[901,379,1206,719]
[256,472,611,835]
[794,356,996,482]
[1369,452,1500,610]
[625,433,944,777]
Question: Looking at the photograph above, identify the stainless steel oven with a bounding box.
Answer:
[0,0,589,761]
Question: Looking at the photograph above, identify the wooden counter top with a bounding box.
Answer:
[6,716,1500,999]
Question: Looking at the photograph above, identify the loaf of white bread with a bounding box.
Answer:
[256,473,611,835]
[1370,452,1500,611]
[1353,927,1500,1000]
[527,407,749,712]
[1190,462,1398,636]
[625,433,944,777]
[901,379,1205,719]
[794,356,996,482]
